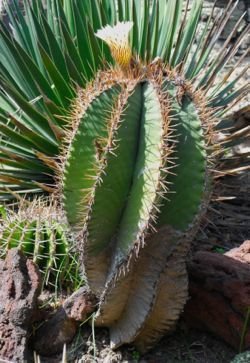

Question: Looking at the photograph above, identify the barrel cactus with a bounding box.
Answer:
[0,199,80,290]
[58,16,244,350]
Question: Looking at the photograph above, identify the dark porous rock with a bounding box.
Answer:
[33,287,97,356]
[185,243,250,350]
[0,248,41,363]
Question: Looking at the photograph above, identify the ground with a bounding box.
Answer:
[62,324,236,363]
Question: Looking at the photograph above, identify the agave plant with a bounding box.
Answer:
[0,0,248,353]
[0,198,81,290]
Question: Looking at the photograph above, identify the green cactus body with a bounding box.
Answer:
[0,211,80,290]
[63,86,122,227]
[62,65,210,348]
[158,81,207,229]
[63,78,170,292]
[115,82,166,258]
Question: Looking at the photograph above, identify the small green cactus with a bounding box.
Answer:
[0,200,81,291]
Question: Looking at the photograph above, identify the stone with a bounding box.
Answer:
[184,245,250,350]
[0,248,41,362]
[33,287,96,356]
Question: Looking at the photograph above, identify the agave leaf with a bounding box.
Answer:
[45,0,61,40]
[0,28,41,100]
[148,0,159,59]
[117,0,127,22]
[0,26,60,106]
[59,21,86,86]
[171,0,202,67]
[198,23,249,92]
[1,80,58,145]
[188,0,239,81]
[39,45,74,108]
[0,123,40,151]
[5,114,58,154]
[39,14,71,84]
[63,0,75,35]
[71,3,99,80]
[25,4,52,60]
[0,154,49,175]
[211,84,249,110]
[158,0,184,62]
[184,10,214,79]
[101,0,117,26]
[89,0,103,31]
[6,0,35,56]
[23,2,48,70]
[209,65,249,108]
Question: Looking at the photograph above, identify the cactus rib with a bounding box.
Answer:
[83,83,142,295]
[159,81,207,229]
[62,85,122,227]
[114,81,170,263]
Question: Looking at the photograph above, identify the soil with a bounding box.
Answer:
[38,321,237,362]
[63,323,236,363]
